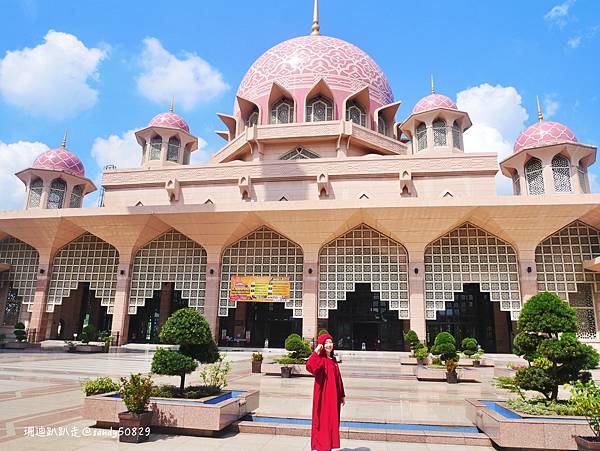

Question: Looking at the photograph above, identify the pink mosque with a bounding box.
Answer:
[1,2,599,352]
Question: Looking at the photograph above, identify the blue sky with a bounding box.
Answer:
[0,0,598,209]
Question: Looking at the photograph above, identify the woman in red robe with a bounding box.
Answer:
[306,333,345,451]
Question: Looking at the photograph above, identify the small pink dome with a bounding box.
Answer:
[32,148,85,177]
[412,94,457,114]
[513,121,577,153]
[236,35,393,109]
[149,112,190,133]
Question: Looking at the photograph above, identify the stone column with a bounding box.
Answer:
[203,247,223,341]
[541,156,554,194]
[110,261,132,345]
[29,254,52,341]
[407,248,426,342]
[425,120,434,152]
[302,257,318,342]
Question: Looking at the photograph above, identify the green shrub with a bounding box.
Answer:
[512,292,599,401]
[81,377,119,396]
[119,373,153,414]
[403,330,423,354]
[414,346,429,361]
[150,384,220,399]
[284,333,311,360]
[275,356,306,365]
[14,322,26,342]
[80,324,97,344]
[569,380,600,438]
[494,376,525,399]
[199,354,231,390]
[431,356,442,365]
[251,352,263,362]
[431,331,458,363]
[506,397,581,416]
[461,337,479,357]
[151,348,198,394]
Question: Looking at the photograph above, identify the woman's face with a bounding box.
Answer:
[324,338,334,353]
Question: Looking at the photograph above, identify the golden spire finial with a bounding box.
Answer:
[61,129,68,148]
[169,96,174,113]
[536,96,543,123]
[431,75,435,95]
[311,0,320,36]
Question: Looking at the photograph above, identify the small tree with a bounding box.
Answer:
[285,333,311,360]
[13,322,26,342]
[431,332,458,364]
[403,329,423,354]
[151,348,198,394]
[513,291,599,401]
[461,337,479,357]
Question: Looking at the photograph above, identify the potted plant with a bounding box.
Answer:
[118,373,153,443]
[5,322,28,349]
[461,337,481,366]
[431,331,459,383]
[414,345,429,366]
[251,352,263,373]
[445,359,459,384]
[570,380,600,450]
[276,357,294,378]
[276,334,311,378]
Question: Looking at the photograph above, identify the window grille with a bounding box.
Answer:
[525,158,545,195]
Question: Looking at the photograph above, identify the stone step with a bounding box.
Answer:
[237,416,491,447]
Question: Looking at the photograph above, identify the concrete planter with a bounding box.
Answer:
[5,341,28,349]
[466,398,592,450]
[84,390,259,435]
[458,358,494,367]
[251,361,262,373]
[415,366,480,382]
[75,344,104,353]
[118,411,152,443]
[575,436,600,450]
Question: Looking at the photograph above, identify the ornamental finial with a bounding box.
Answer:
[431,74,435,95]
[536,96,543,123]
[61,129,68,148]
[169,96,174,113]
[311,0,320,36]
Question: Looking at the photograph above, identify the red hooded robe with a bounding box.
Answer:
[306,333,345,451]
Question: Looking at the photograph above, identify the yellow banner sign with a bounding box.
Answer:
[229,276,290,302]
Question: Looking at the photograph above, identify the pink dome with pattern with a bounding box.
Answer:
[32,148,85,177]
[236,35,394,108]
[513,121,577,153]
[412,94,457,114]
[149,112,190,133]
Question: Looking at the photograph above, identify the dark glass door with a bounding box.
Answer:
[128,291,161,343]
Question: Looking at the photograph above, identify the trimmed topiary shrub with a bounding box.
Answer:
[81,376,119,396]
[461,337,479,357]
[284,333,311,360]
[80,324,97,344]
[431,331,458,364]
[13,322,26,342]
[403,329,423,354]
[151,348,198,394]
[512,291,599,401]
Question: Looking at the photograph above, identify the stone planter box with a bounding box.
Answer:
[5,342,29,349]
[75,344,104,353]
[466,398,591,450]
[400,357,430,366]
[493,367,518,378]
[84,389,259,435]
[415,366,480,382]
[458,358,494,367]
[264,363,312,377]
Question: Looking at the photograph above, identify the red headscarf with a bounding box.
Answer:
[317,333,334,357]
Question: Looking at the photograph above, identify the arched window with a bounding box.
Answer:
[246,108,259,127]
[578,163,588,193]
[452,122,462,149]
[433,119,447,147]
[346,101,366,126]
[552,154,572,193]
[149,136,162,160]
[167,136,180,162]
[280,147,320,160]
[27,178,43,208]
[525,158,545,195]
[47,178,67,209]
[69,185,83,208]
[270,98,293,124]
[378,113,388,136]
[512,172,521,195]
[416,123,427,151]
[306,96,333,122]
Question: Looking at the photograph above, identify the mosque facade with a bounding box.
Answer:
[0,3,599,352]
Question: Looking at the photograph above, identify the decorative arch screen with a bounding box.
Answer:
[306,96,333,122]
[378,114,388,136]
[525,158,545,195]
[424,223,521,320]
[149,136,162,160]
[47,179,66,209]
[512,172,521,195]
[0,237,39,312]
[416,123,427,151]
[219,227,303,317]
[552,154,572,193]
[69,185,83,208]
[129,229,207,315]
[318,224,409,319]
[28,178,43,208]
[270,99,294,124]
[346,101,366,126]
[246,109,259,127]
[452,122,462,149]
[280,147,320,160]
[433,119,447,147]
[167,137,180,162]
[47,233,118,313]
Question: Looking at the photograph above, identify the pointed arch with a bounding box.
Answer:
[280,146,320,160]
[305,78,335,122]
[525,157,544,195]
[343,86,369,127]
[0,236,39,313]
[237,95,261,130]
[374,101,401,137]
[47,178,67,209]
[551,154,572,193]
[27,178,43,208]
[268,83,295,124]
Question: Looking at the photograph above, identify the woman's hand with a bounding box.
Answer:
[341,397,345,406]
[314,343,323,354]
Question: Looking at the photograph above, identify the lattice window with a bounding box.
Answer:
[167,137,180,162]
[525,158,545,195]
[27,178,43,208]
[270,98,294,124]
[149,136,162,160]
[578,163,588,193]
[535,221,600,337]
[3,288,21,325]
[129,230,207,315]
[219,227,303,317]
[0,237,38,312]
[378,114,388,136]
[346,101,366,126]
[568,284,598,340]
[280,147,320,160]
[512,172,521,195]
[318,224,409,319]
[452,122,462,150]
[552,154,572,193]
[47,178,66,209]
[246,109,259,127]
[47,233,118,313]
[433,119,447,147]
[416,123,427,151]
[424,223,521,320]
[306,96,333,122]
[69,185,83,208]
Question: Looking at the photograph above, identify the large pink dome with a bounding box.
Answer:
[236,35,393,109]
[149,112,190,133]
[32,148,85,177]
[412,94,457,114]
[514,121,577,153]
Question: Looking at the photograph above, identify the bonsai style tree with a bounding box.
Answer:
[13,322,26,342]
[513,291,599,401]
[431,331,458,364]
[284,333,311,361]
[461,337,479,357]
[403,329,424,355]
[151,308,219,394]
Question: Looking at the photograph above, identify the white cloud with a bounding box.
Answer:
[456,83,529,195]
[0,30,108,118]
[544,0,575,28]
[543,95,560,118]
[568,36,582,48]
[136,38,229,111]
[0,141,49,211]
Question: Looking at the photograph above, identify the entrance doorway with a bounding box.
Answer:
[426,283,512,353]
[328,283,406,351]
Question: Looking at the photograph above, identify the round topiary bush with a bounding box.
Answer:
[461,337,479,357]
[13,322,26,342]
[151,348,198,394]
[285,333,311,360]
[431,331,458,363]
[403,329,422,353]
